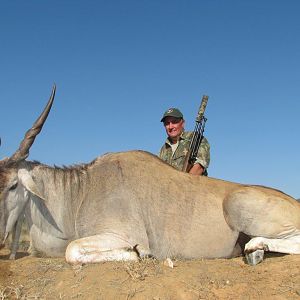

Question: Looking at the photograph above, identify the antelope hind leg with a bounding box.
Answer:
[223,186,300,265]
[245,234,300,265]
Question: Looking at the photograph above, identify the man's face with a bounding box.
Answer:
[163,116,185,142]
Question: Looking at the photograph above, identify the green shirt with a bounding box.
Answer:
[159,131,210,173]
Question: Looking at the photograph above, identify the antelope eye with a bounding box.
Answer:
[9,182,18,191]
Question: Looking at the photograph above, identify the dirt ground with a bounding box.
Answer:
[0,243,300,300]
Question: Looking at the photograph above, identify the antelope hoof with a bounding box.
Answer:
[245,249,264,265]
[9,253,16,260]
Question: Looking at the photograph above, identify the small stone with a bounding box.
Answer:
[163,257,174,268]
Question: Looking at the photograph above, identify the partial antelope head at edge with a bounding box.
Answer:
[0,85,56,247]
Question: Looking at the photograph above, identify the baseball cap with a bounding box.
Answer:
[160,108,183,122]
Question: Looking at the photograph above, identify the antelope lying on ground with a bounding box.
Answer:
[1,86,300,265]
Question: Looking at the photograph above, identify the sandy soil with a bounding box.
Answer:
[0,245,300,300]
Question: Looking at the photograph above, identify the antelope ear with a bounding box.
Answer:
[18,169,45,201]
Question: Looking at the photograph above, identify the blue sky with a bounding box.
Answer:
[1,1,299,198]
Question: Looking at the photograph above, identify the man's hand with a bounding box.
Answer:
[188,163,204,175]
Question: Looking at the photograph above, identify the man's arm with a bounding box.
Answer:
[188,136,210,175]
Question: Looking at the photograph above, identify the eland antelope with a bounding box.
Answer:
[1,86,300,266]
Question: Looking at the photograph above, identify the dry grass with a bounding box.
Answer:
[113,257,164,281]
[0,285,41,300]
[37,259,66,272]
[0,255,69,299]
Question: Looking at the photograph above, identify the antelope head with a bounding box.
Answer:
[0,85,56,247]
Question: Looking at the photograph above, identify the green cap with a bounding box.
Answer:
[160,108,183,122]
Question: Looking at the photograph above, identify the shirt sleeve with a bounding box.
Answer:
[194,136,210,169]
[158,144,165,159]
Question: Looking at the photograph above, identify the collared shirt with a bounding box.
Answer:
[158,131,210,173]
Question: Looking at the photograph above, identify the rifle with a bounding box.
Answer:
[182,95,209,173]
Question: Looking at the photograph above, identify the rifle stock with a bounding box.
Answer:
[182,95,209,173]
